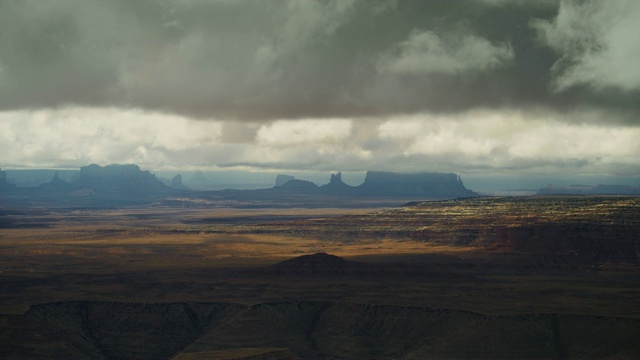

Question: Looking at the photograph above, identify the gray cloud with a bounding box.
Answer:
[378,30,514,76]
[533,0,640,92]
[2,0,637,121]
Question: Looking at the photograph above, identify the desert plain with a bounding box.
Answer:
[1,196,639,359]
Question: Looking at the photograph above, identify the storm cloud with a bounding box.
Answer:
[0,0,639,181]
[1,0,638,119]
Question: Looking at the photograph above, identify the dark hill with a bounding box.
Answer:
[267,253,471,279]
[269,253,354,275]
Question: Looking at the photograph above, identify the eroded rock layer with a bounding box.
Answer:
[1,301,638,359]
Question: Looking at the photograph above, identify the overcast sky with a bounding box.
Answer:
[1,0,639,184]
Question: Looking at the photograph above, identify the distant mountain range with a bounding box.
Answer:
[1,164,480,207]
[276,171,477,198]
[1,164,175,207]
[3,164,638,208]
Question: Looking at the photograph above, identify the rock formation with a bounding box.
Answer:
[275,174,296,187]
[171,174,190,190]
[0,168,17,191]
[321,172,355,195]
[38,172,73,192]
[74,164,170,194]
[279,179,318,190]
[2,301,638,359]
[356,171,477,197]
[188,170,209,188]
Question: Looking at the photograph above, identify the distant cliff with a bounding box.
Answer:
[74,164,169,193]
[2,165,479,207]
[321,172,355,195]
[355,171,477,197]
[0,168,17,191]
[171,174,190,190]
[274,174,296,187]
[273,171,477,199]
[38,172,73,192]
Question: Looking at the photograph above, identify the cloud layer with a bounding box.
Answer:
[2,107,638,178]
[1,0,638,120]
[534,0,640,92]
[378,30,514,76]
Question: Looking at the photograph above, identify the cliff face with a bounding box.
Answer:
[38,172,73,192]
[0,168,17,191]
[487,223,639,263]
[279,179,318,190]
[74,164,169,193]
[272,171,477,198]
[171,174,190,190]
[2,301,638,359]
[321,172,356,195]
[357,171,477,197]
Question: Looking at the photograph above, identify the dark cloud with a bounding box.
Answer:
[0,0,638,122]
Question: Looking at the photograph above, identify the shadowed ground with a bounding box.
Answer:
[1,196,639,358]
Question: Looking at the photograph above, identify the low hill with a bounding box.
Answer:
[268,253,354,275]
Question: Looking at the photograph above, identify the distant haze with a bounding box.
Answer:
[0,1,638,186]
[4,167,640,196]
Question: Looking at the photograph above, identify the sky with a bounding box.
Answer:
[1,0,639,189]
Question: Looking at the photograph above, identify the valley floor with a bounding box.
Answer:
[1,196,639,359]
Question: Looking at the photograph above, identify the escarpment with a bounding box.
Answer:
[2,301,639,360]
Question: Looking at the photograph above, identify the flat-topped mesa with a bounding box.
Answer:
[357,171,477,198]
[279,179,318,190]
[75,164,170,193]
[0,168,16,191]
[274,174,296,187]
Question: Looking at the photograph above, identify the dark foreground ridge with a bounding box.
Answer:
[2,301,638,359]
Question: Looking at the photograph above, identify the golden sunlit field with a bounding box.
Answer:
[2,198,639,317]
